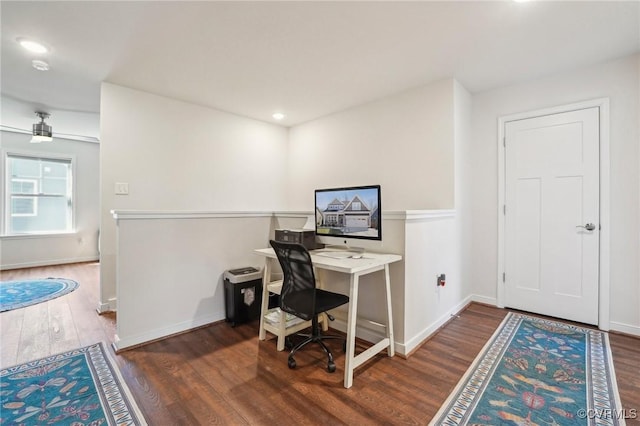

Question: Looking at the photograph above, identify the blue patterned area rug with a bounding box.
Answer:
[0,278,79,312]
[431,312,626,425]
[1,342,146,425]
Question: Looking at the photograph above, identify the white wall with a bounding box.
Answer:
[113,212,272,350]
[99,83,289,311]
[287,79,470,354]
[103,77,469,353]
[470,54,640,334]
[403,212,459,353]
[454,80,474,303]
[287,78,455,211]
[0,130,100,269]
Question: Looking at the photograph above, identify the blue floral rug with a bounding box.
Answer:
[0,278,79,312]
[431,312,626,425]
[1,342,146,425]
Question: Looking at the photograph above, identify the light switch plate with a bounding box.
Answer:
[115,182,129,195]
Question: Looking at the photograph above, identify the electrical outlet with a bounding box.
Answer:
[115,182,129,195]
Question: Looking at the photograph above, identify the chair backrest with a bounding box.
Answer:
[270,240,316,321]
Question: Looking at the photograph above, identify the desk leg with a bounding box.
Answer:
[315,269,329,332]
[384,264,394,357]
[344,273,360,388]
[276,310,286,351]
[258,260,271,341]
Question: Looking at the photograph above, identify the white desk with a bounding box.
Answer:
[253,247,402,388]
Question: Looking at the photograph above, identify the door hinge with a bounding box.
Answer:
[503,137,506,148]
[503,205,506,215]
[503,272,506,283]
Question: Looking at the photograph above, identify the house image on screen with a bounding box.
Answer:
[321,196,372,231]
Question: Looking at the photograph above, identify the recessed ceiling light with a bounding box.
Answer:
[32,59,50,71]
[272,112,285,120]
[17,38,49,54]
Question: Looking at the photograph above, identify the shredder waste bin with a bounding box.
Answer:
[224,267,262,326]
[225,265,286,326]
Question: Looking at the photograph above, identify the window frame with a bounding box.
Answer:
[2,149,76,236]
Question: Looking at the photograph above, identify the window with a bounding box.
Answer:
[11,179,38,216]
[4,153,74,234]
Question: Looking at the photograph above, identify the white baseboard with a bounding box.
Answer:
[112,310,225,351]
[399,295,474,356]
[1,256,99,271]
[328,295,476,357]
[470,294,498,306]
[609,320,640,337]
[329,311,387,350]
[468,296,640,337]
[96,298,117,314]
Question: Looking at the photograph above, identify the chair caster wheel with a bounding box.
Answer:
[327,362,336,373]
[288,357,296,369]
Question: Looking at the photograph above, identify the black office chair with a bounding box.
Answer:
[270,240,349,373]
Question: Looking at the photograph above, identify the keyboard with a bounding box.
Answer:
[315,251,362,259]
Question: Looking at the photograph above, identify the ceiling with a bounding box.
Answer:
[2,1,639,128]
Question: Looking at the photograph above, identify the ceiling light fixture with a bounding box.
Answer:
[272,112,285,120]
[32,59,50,71]
[31,112,53,143]
[18,38,49,54]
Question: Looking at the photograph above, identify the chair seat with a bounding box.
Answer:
[316,289,349,314]
[282,289,349,321]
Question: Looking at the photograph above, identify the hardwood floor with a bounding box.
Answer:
[0,262,114,367]
[1,263,638,424]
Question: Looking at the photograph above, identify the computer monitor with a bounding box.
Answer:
[314,185,381,250]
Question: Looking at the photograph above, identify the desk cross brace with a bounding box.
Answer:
[343,265,394,388]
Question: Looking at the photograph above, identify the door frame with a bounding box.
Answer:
[496,98,610,330]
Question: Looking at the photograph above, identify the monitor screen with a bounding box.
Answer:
[314,185,381,241]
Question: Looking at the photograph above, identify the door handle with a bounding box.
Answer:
[576,223,596,231]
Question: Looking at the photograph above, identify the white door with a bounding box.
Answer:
[504,107,600,325]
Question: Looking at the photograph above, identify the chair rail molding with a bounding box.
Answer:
[111,210,274,220]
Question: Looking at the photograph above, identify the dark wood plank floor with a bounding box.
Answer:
[1,263,638,424]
